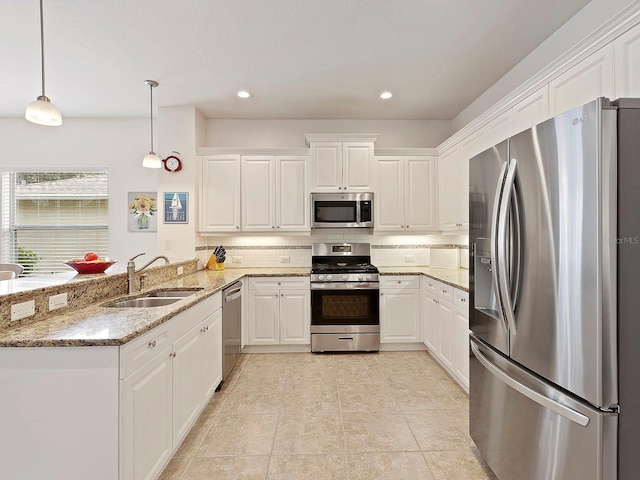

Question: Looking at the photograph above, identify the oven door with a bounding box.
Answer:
[311,282,379,326]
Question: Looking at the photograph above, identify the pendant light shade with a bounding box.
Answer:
[25,0,62,126]
[142,80,162,168]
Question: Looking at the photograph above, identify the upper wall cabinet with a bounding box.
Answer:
[375,155,437,232]
[306,134,379,192]
[438,146,467,231]
[242,155,310,232]
[511,85,550,136]
[549,43,614,117]
[199,155,241,233]
[615,22,640,98]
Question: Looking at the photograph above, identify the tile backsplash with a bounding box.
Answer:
[196,232,469,269]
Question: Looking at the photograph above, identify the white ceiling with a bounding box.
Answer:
[1,0,591,120]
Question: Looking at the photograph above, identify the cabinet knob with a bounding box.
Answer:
[281,293,284,297]
[406,225,409,228]
[236,226,240,229]
[272,226,276,229]
[148,340,157,348]
[398,280,402,284]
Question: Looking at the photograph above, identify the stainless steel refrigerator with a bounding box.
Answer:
[469,97,640,480]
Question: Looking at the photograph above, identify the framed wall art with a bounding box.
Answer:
[128,192,158,232]
[163,192,188,224]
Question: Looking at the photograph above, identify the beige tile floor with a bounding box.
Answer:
[160,351,497,480]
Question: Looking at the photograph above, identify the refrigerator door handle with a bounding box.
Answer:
[509,186,522,312]
[470,340,590,427]
[497,159,518,333]
[490,161,509,334]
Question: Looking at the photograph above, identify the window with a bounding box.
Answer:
[0,171,109,276]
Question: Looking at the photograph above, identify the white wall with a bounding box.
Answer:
[0,118,158,263]
[205,119,451,148]
[157,107,206,263]
[451,0,638,132]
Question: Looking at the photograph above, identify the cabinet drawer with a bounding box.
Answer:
[380,275,420,289]
[435,282,454,302]
[454,289,469,312]
[421,276,439,293]
[249,276,310,291]
[120,323,173,379]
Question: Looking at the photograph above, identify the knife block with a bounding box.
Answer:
[205,253,225,270]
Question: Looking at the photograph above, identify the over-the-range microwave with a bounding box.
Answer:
[311,192,373,228]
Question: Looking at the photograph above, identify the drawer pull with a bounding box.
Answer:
[338,337,354,342]
[148,340,157,348]
[169,352,176,358]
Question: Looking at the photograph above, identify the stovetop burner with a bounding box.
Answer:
[311,262,379,274]
[310,243,379,282]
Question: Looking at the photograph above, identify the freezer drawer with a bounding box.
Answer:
[469,337,617,480]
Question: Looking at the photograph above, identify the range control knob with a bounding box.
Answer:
[366,274,373,281]
[358,274,364,281]
[343,274,349,281]
[318,275,325,281]
[326,275,332,281]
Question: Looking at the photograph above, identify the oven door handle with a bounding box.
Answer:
[311,282,380,290]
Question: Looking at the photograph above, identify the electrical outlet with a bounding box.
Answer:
[232,256,243,264]
[165,239,172,250]
[405,255,415,263]
[280,256,290,264]
[177,266,184,276]
[11,300,35,321]
[48,293,68,311]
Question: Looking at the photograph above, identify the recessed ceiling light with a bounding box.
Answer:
[380,91,393,100]
[237,90,252,98]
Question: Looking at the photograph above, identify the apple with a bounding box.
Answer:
[83,251,99,262]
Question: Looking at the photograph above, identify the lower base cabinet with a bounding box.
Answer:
[421,277,469,392]
[120,294,223,480]
[247,277,310,345]
[380,276,421,343]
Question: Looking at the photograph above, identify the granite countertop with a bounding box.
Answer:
[0,266,466,348]
[378,266,469,291]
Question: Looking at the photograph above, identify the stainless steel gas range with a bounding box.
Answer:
[310,243,380,352]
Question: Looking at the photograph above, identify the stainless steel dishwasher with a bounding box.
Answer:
[221,281,242,383]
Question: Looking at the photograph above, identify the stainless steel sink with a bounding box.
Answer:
[105,297,183,308]
[143,288,203,297]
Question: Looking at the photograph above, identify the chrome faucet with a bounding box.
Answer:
[127,253,170,294]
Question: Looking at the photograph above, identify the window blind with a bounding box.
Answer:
[0,171,109,276]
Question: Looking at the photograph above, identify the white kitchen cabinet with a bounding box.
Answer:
[201,308,223,401]
[420,276,469,392]
[483,110,512,150]
[199,155,242,233]
[172,322,206,448]
[380,276,421,343]
[549,43,615,117]
[247,277,311,345]
[437,146,467,231]
[242,156,275,231]
[120,294,223,480]
[276,156,310,231]
[120,346,174,480]
[453,289,470,391]
[307,135,378,192]
[375,155,437,232]
[242,155,309,232]
[511,85,550,135]
[615,22,640,98]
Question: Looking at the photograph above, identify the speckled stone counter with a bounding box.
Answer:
[0,268,309,348]
[378,266,468,291]
[0,265,467,348]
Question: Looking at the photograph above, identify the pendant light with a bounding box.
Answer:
[142,80,162,168]
[25,0,62,126]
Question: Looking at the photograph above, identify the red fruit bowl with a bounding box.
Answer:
[65,259,117,274]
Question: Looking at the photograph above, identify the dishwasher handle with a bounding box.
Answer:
[224,282,242,302]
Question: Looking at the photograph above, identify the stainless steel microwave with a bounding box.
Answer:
[311,192,373,228]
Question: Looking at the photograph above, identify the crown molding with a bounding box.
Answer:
[304,133,380,145]
[436,2,640,154]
